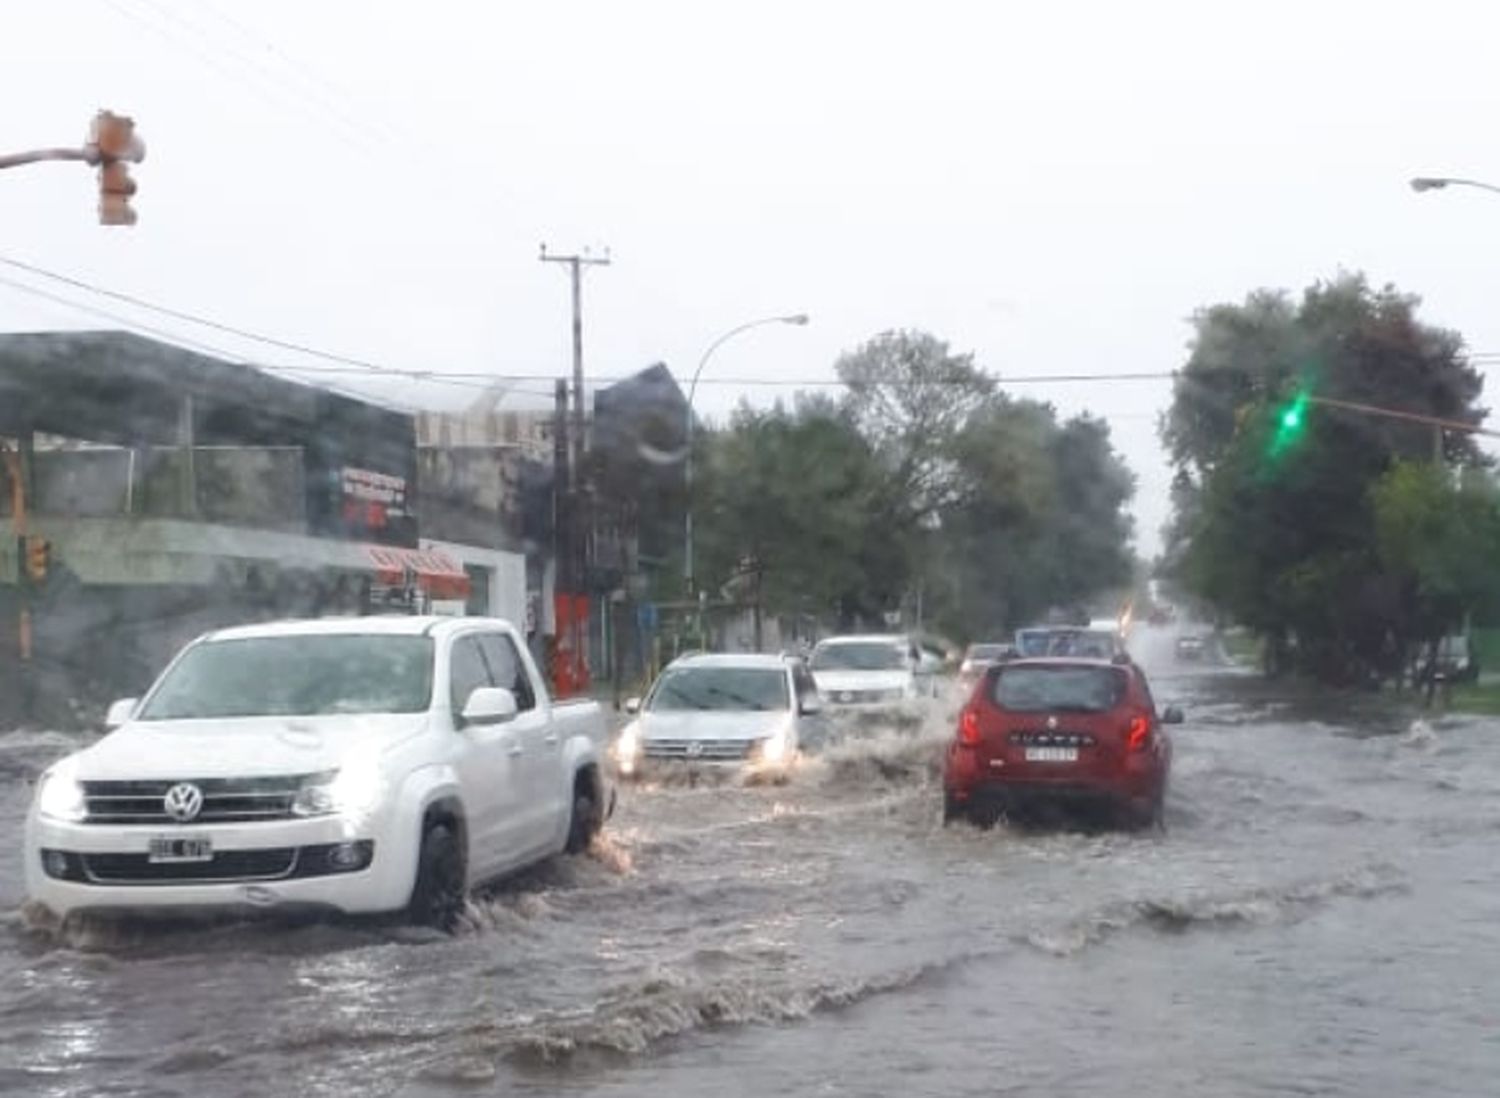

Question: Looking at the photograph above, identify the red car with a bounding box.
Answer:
[944,656,1181,829]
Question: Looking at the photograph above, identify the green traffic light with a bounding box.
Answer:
[1267,389,1311,459]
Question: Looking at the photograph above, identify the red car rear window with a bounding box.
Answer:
[993,665,1125,713]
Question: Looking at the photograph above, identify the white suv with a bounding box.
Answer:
[25,616,610,929]
[809,634,937,714]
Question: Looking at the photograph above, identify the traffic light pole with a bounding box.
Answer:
[0,147,93,171]
[1302,396,1500,441]
[0,111,144,224]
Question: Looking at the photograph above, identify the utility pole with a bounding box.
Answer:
[539,245,611,474]
[540,245,609,695]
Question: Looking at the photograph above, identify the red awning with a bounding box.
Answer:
[364,544,471,601]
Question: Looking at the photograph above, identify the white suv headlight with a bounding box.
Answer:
[292,759,384,819]
[37,765,87,823]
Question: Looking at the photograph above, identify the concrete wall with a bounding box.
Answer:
[416,447,536,551]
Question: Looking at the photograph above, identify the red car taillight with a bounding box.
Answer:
[958,707,981,746]
[1125,713,1151,751]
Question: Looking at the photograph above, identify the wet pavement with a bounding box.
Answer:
[3,625,1499,1096]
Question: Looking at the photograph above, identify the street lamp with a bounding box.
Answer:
[1410,176,1500,197]
[683,313,810,595]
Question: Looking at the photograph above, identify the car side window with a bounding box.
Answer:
[449,636,493,717]
[478,633,536,712]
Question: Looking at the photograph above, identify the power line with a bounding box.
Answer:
[0,271,555,402]
[0,253,422,376]
[0,255,1181,393]
[0,275,437,410]
[193,0,416,152]
[97,0,384,160]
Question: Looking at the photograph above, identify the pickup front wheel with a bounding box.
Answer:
[565,772,604,854]
[408,823,465,931]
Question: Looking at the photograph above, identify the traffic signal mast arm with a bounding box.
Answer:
[0,110,143,225]
[0,147,95,170]
[1306,395,1500,440]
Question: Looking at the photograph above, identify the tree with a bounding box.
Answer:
[1372,462,1500,664]
[932,401,1135,639]
[693,401,904,642]
[836,330,996,521]
[690,329,1139,649]
[1163,273,1489,683]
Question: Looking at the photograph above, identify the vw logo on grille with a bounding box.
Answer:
[163,782,204,822]
[1046,715,1059,730]
[685,741,704,758]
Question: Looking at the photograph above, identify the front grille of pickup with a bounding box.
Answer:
[80,848,298,884]
[643,739,755,761]
[79,775,319,824]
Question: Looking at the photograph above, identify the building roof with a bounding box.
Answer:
[0,330,406,447]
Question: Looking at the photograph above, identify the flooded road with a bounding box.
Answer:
[4,626,1499,1097]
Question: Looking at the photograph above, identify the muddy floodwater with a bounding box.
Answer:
[3,626,1499,1097]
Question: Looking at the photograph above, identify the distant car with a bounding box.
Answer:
[957,642,1017,695]
[1417,633,1480,685]
[1014,626,1127,661]
[615,653,823,779]
[944,656,1181,829]
[1175,634,1205,661]
[809,634,935,711]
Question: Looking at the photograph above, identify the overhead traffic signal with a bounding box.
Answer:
[1268,388,1312,459]
[88,110,145,226]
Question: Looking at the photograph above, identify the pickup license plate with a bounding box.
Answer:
[148,836,213,864]
[1024,746,1078,763]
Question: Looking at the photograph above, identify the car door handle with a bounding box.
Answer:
[543,732,559,746]
[506,741,524,757]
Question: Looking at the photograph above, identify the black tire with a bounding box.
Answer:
[942,794,967,827]
[408,823,465,931]
[565,779,602,854]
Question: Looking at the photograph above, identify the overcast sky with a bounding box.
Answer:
[7,0,1500,556]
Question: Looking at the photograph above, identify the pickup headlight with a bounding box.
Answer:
[37,765,87,823]
[292,760,384,819]
[758,723,794,766]
[615,722,642,776]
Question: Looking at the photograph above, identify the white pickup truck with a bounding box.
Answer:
[25,616,610,929]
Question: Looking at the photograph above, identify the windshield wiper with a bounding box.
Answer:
[701,685,773,711]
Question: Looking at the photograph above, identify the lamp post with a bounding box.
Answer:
[1410,176,1500,197]
[1408,175,1500,459]
[683,313,809,596]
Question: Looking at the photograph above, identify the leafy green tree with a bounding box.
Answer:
[1372,462,1500,656]
[1163,273,1489,682]
[693,401,904,643]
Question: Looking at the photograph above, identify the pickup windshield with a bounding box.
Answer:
[810,643,907,671]
[994,665,1125,713]
[648,667,789,712]
[139,635,435,719]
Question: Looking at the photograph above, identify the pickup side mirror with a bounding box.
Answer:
[624,696,642,715]
[461,686,519,726]
[799,696,823,716]
[104,697,139,729]
[1161,706,1185,725]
